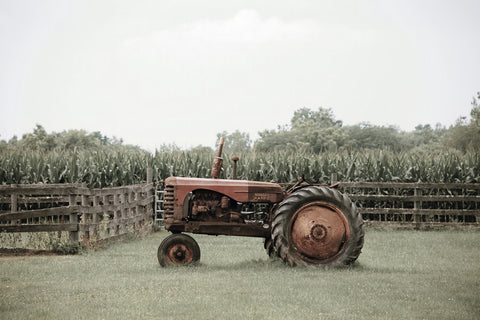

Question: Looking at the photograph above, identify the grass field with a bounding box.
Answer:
[1,228,479,320]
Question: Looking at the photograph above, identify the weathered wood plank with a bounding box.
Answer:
[0,193,154,206]
[0,224,78,232]
[78,214,152,232]
[363,221,480,229]
[277,181,480,189]
[16,196,70,204]
[88,183,153,196]
[340,182,480,189]
[357,208,480,216]
[0,197,71,206]
[0,184,88,195]
[350,194,480,202]
[80,196,154,214]
[0,206,78,220]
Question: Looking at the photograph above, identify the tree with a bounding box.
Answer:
[443,92,480,151]
[6,125,145,153]
[189,145,214,155]
[470,92,480,127]
[343,123,404,151]
[216,130,252,155]
[255,107,345,153]
[290,107,342,130]
[254,127,300,153]
[21,124,56,151]
[400,123,446,150]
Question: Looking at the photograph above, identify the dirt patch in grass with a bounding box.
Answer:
[0,248,60,257]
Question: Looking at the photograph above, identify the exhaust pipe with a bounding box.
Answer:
[231,156,239,180]
[211,137,224,179]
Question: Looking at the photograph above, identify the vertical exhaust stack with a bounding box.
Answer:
[231,156,239,180]
[211,137,224,179]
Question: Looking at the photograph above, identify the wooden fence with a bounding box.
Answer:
[0,183,154,242]
[336,181,480,227]
[1,179,479,245]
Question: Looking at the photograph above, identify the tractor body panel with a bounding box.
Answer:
[163,176,284,237]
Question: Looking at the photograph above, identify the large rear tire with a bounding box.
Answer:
[271,186,364,267]
[264,237,276,258]
[157,233,201,267]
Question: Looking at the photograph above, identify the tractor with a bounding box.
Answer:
[157,138,364,267]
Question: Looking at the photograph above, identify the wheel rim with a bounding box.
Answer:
[166,243,194,265]
[288,201,350,263]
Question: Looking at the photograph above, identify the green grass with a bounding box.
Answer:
[1,229,479,320]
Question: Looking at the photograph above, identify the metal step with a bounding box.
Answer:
[155,190,165,222]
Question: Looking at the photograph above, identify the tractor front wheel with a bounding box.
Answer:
[157,233,201,267]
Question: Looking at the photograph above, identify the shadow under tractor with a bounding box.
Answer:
[157,138,364,267]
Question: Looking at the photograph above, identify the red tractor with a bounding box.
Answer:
[157,138,364,267]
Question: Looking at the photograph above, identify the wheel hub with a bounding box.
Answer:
[310,224,328,242]
[167,244,193,264]
[289,201,350,262]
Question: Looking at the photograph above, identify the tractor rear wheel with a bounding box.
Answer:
[271,186,364,267]
[157,233,201,267]
[264,237,276,258]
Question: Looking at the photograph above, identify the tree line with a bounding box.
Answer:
[218,92,480,155]
[1,92,479,156]
[0,125,142,154]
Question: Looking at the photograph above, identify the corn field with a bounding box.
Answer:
[1,148,479,187]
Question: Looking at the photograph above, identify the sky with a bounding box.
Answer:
[1,0,479,151]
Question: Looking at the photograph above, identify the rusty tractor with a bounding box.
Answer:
[157,138,364,267]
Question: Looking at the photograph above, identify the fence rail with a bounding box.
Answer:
[0,182,154,242]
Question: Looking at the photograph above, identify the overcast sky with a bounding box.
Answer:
[1,0,479,151]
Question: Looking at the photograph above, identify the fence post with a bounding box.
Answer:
[11,187,18,213]
[128,190,134,231]
[69,194,79,242]
[103,195,110,236]
[147,168,153,184]
[114,192,119,235]
[121,192,127,234]
[331,173,337,185]
[135,189,141,231]
[413,186,422,225]
[92,194,98,239]
[147,167,155,223]
[81,184,89,241]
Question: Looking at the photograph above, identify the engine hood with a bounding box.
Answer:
[165,176,285,203]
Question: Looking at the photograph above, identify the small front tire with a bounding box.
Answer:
[157,233,201,267]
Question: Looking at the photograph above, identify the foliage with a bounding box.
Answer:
[256,107,347,153]
[290,107,343,129]
[0,148,152,187]
[253,93,479,153]
[1,92,479,186]
[1,142,479,186]
[48,238,85,255]
[0,231,85,253]
[215,130,252,155]
[0,124,143,155]
[443,92,480,151]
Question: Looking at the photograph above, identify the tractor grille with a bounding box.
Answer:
[163,185,175,216]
